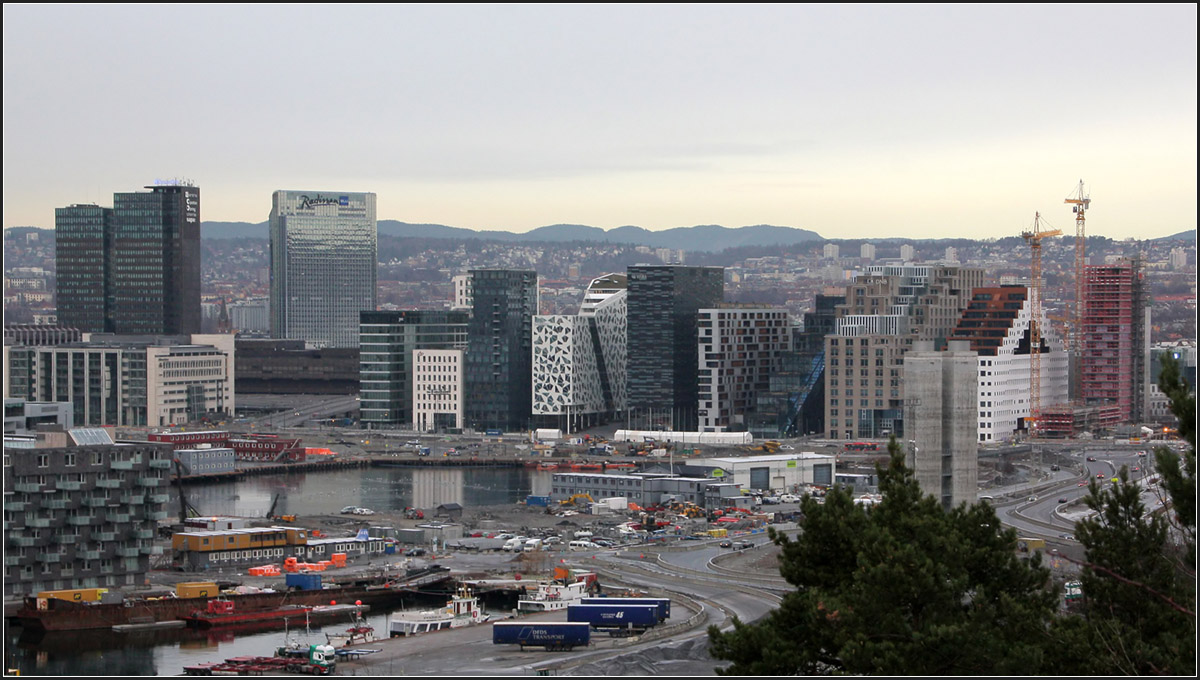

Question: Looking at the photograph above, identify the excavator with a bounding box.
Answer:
[559,493,594,508]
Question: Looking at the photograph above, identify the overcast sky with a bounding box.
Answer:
[3,4,1195,240]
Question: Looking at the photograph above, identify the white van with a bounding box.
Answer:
[573,530,593,539]
[523,538,544,552]
[502,537,527,552]
[569,540,600,551]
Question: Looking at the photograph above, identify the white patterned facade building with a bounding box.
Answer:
[412,349,464,432]
[949,286,1069,442]
[531,273,627,428]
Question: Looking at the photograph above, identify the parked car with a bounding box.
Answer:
[404,547,427,557]
[779,494,801,503]
[591,538,614,548]
[762,496,781,505]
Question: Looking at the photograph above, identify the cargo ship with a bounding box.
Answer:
[15,566,452,632]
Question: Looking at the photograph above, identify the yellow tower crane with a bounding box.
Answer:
[1021,213,1061,438]
[1065,180,1090,360]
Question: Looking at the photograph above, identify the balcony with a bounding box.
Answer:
[95,479,122,489]
[93,531,117,542]
[45,499,70,510]
[81,550,101,560]
[5,555,22,566]
[147,494,169,504]
[137,477,161,488]
[139,545,163,556]
[67,515,96,526]
[13,483,42,493]
[52,534,79,545]
[120,495,145,506]
[110,460,135,471]
[6,501,28,512]
[36,553,62,564]
[26,517,52,528]
[9,536,36,548]
[83,497,110,507]
[106,513,131,524]
[57,481,83,492]
[147,510,168,521]
[116,547,140,558]
[148,459,172,469]
[133,529,155,540]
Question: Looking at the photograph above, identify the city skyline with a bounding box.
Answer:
[3,5,1196,240]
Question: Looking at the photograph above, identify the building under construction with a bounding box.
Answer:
[1039,257,1148,437]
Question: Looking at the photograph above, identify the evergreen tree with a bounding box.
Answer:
[1053,355,1196,675]
[709,439,1059,675]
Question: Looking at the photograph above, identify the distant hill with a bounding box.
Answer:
[1157,230,1196,243]
[197,220,823,252]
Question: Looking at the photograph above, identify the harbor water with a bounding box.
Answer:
[6,465,550,676]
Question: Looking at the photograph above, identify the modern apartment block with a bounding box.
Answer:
[464,270,539,431]
[949,285,1069,442]
[626,265,724,431]
[1081,260,1148,423]
[531,273,628,430]
[270,191,377,348]
[903,340,978,510]
[55,183,201,335]
[824,264,985,440]
[358,311,468,428]
[2,429,171,598]
[697,306,791,432]
[1146,341,1196,423]
[5,335,235,428]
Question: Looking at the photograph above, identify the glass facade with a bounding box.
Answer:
[625,265,724,431]
[465,270,538,431]
[270,191,377,348]
[359,311,469,427]
[55,185,200,335]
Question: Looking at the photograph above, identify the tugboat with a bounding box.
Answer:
[387,585,487,637]
[325,611,376,648]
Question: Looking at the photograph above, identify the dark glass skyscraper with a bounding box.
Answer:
[465,270,538,431]
[55,184,200,335]
[625,265,724,431]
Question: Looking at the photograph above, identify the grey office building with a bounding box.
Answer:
[270,191,377,348]
[55,184,201,335]
[626,265,724,431]
[359,310,469,427]
[903,340,978,510]
[465,270,538,431]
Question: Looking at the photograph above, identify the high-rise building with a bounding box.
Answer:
[359,311,469,428]
[823,243,840,259]
[531,273,628,430]
[904,340,978,510]
[825,264,984,440]
[413,349,464,432]
[55,183,201,335]
[949,285,1069,442]
[1081,260,1148,423]
[626,265,724,431]
[900,244,916,261]
[270,191,377,348]
[465,270,539,431]
[860,243,876,261]
[697,306,791,432]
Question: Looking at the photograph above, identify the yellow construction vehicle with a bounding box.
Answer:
[559,493,594,507]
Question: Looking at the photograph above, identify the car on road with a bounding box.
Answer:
[446,448,460,456]
[734,540,754,550]
[1077,481,1087,486]
[404,547,427,557]
[1058,498,1069,503]
[1097,473,1107,478]
[1059,534,1075,541]
[1086,456,1097,462]
[719,540,733,548]
[1137,450,1147,457]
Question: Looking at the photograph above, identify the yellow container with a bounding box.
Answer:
[176,582,219,599]
[37,588,105,603]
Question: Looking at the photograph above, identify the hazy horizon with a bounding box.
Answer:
[3,5,1195,240]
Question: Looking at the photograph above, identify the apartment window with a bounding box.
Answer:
[37,455,49,468]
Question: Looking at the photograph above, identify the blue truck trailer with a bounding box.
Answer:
[580,597,671,622]
[492,621,590,650]
[566,603,659,636]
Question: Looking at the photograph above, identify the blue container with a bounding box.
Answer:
[525,495,551,507]
[581,597,670,621]
[567,603,659,630]
[492,622,590,650]
[286,573,322,591]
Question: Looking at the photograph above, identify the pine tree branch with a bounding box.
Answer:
[1056,552,1195,617]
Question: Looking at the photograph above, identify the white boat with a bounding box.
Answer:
[516,579,590,612]
[387,585,487,637]
[325,611,376,648]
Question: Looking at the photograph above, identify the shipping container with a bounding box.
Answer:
[566,603,659,634]
[492,621,590,650]
[286,573,323,591]
[581,597,670,621]
[176,582,219,599]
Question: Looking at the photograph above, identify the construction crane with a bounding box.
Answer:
[1064,180,1090,361]
[1021,213,1062,437]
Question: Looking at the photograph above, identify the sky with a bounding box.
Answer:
[3,4,1196,240]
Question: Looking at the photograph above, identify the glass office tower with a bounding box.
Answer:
[359,310,469,427]
[270,191,377,348]
[465,269,539,431]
